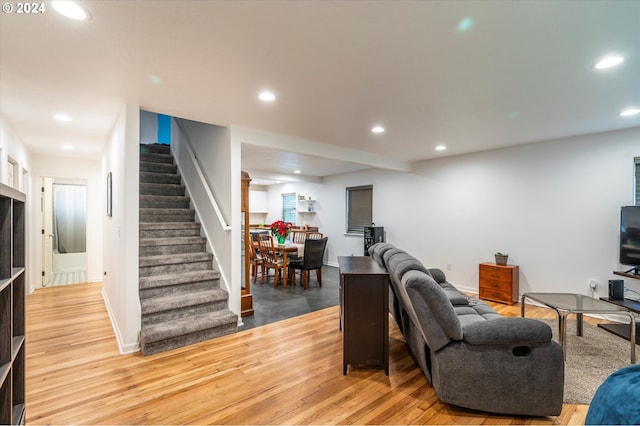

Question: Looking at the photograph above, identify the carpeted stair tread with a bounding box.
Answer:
[140,182,185,196]
[139,222,200,230]
[140,171,181,184]
[140,152,173,164]
[140,161,177,174]
[140,144,171,155]
[140,195,190,209]
[140,208,196,217]
[139,252,212,267]
[139,270,220,290]
[139,236,206,247]
[140,289,229,314]
[141,310,237,344]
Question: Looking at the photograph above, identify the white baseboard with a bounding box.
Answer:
[100,288,140,354]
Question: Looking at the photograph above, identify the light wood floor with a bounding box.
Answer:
[25,282,592,425]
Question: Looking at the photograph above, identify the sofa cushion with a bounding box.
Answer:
[381,247,407,269]
[403,270,462,351]
[462,317,552,345]
[368,242,395,265]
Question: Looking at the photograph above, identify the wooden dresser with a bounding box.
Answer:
[338,256,389,375]
[479,262,519,305]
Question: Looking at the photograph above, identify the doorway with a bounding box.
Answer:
[41,177,88,287]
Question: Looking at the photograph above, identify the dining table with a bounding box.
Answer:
[254,238,304,287]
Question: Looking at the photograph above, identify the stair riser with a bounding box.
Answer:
[139,280,219,299]
[139,243,206,256]
[140,184,185,196]
[141,323,237,356]
[140,197,190,209]
[139,229,201,238]
[142,300,229,326]
[140,173,182,185]
[140,152,173,164]
[139,260,212,276]
[140,213,195,223]
[140,162,177,174]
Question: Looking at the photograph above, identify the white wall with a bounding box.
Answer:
[173,118,238,317]
[102,104,141,354]
[0,116,31,191]
[0,115,33,293]
[139,110,158,144]
[317,127,639,299]
[30,155,103,290]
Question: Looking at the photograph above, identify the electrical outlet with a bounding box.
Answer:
[589,280,598,291]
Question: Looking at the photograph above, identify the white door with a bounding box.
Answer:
[42,177,53,286]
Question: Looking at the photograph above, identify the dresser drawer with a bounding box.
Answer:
[479,266,512,282]
[479,278,511,292]
[480,288,512,304]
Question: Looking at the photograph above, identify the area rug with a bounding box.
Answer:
[540,319,636,405]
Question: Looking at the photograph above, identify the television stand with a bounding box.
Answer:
[613,269,640,280]
[598,297,640,344]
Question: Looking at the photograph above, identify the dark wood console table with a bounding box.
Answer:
[338,256,389,375]
[599,297,640,344]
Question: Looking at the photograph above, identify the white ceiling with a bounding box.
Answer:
[1,1,639,180]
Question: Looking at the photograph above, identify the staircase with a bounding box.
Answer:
[138,143,237,356]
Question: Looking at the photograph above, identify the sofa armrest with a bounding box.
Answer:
[463,317,552,345]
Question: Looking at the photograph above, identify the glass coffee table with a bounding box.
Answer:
[521,292,636,363]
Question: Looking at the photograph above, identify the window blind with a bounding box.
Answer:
[635,157,639,206]
[346,185,372,233]
[282,193,296,225]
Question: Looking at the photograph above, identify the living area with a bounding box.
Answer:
[2,1,640,424]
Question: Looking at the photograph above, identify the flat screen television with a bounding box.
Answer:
[620,206,640,274]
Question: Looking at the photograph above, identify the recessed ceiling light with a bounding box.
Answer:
[620,108,640,117]
[61,145,74,151]
[594,56,624,70]
[456,17,474,33]
[52,1,88,20]
[371,126,384,133]
[435,145,447,151]
[294,170,301,174]
[54,113,72,122]
[258,91,276,102]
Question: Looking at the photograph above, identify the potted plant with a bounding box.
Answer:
[270,220,293,245]
[495,252,509,266]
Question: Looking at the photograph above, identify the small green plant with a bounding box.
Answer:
[495,252,507,256]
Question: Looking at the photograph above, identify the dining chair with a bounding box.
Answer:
[257,234,286,287]
[288,237,328,289]
[249,239,264,283]
[306,231,323,240]
[291,230,306,244]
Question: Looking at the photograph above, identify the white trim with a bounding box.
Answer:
[101,288,140,354]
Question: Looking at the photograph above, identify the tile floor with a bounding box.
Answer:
[239,265,340,330]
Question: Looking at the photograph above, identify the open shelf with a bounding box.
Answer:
[0,184,26,424]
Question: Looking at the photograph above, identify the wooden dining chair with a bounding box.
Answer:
[257,234,286,287]
[288,237,328,289]
[249,240,264,283]
[291,230,306,244]
[306,231,323,240]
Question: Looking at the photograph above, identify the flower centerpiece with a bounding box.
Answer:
[270,220,293,245]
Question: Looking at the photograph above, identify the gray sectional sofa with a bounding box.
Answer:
[368,242,564,416]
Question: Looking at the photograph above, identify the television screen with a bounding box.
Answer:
[620,206,640,267]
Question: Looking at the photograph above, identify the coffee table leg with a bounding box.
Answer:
[558,312,567,360]
[577,312,583,336]
[629,313,636,364]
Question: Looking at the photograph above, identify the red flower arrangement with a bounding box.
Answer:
[270,220,293,239]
